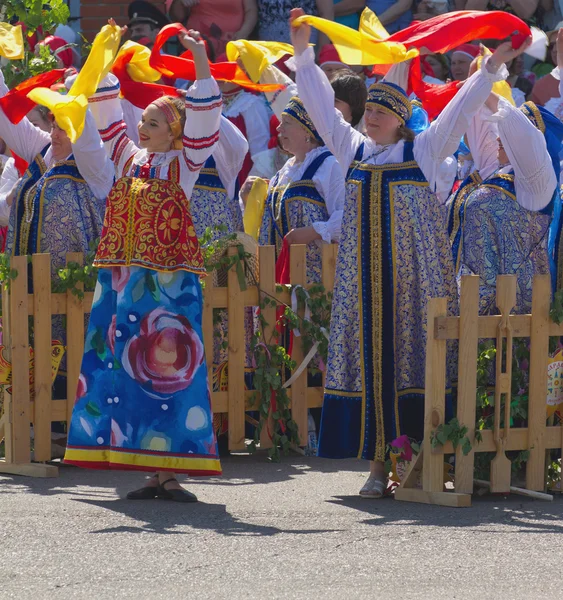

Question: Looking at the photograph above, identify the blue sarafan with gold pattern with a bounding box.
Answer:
[258,151,331,284]
[447,170,552,315]
[7,147,105,276]
[190,156,244,239]
[318,143,457,462]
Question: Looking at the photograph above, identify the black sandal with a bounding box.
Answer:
[126,474,159,500]
[157,477,198,503]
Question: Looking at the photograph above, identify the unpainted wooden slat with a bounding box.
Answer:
[32,254,52,462]
[455,276,479,493]
[422,297,448,493]
[9,255,31,463]
[227,247,246,451]
[526,275,551,491]
[65,253,84,426]
[290,245,308,446]
[258,246,276,450]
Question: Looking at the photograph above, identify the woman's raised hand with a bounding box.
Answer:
[289,8,311,57]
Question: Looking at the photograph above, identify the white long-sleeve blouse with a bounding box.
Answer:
[288,48,508,204]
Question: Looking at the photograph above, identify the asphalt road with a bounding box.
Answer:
[0,454,562,599]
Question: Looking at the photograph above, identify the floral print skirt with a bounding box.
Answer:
[64,266,221,475]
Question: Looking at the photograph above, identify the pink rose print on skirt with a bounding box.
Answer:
[112,267,130,293]
[75,374,88,404]
[122,308,204,394]
[107,314,117,355]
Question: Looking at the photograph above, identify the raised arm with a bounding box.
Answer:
[289,10,365,174]
[88,74,139,177]
[415,41,530,196]
[0,71,51,163]
[259,64,298,119]
[213,116,249,199]
[72,110,116,201]
[180,30,222,195]
[486,94,556,211]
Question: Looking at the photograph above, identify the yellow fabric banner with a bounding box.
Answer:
[226,40,294,82]
[243,178,269,240]
[0,23,24,60]
[28,24,122,142]
[292,11,419,65]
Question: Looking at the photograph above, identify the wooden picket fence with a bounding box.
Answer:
[395,274,561,507]
[0,244,338,477]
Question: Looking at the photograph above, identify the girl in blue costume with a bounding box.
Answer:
[258,96,345,284]
[289,8,530,498]
[448,39,563,314]
[64,29,223,502]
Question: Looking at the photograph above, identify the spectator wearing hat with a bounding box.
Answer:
[127,0,170,48]
[319,44,350,77]
[166,0,258,58]
[451,44,480,81]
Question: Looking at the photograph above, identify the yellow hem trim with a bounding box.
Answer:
[64,448,221,472]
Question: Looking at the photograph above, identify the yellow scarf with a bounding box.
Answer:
[293,9,419,65]
[0,23,24,60]
[226,40,294,83]
[28,24,122,142]
[243,178,269,241]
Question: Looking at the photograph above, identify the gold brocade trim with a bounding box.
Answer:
[521,101,545,134]
[449,171,482,271]
[125,178,144,264]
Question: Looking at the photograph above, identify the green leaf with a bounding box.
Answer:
[85,401,102,417]
[131,276,145,304]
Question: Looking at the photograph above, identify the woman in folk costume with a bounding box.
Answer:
[258,96,345,284]
[289,9,526,498]
[217,54,271,189]
[447,44,563,315]
[0,76,112,275]
[64,29,223,502]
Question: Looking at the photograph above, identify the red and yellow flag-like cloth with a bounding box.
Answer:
[0,22,24,60]
[0,69,66,123]
[225,40,294,82]
[112,41,182,109]
[150,24,283,92]
[26,23,122,142]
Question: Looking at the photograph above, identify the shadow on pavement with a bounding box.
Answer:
[326,493,563,534]
[75,497,341,537]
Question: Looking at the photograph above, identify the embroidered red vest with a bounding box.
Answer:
[94,177,205,275]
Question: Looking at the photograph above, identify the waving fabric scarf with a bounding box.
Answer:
[27,24,122,142]
[294,9,531,66]
[0,69,65,123]
[225,40,294,82]
[0,23,24,60]
[151,24,282,92]
[112,42,182,109]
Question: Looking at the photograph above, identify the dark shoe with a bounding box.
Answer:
[157,477,198,503]
[126,474,159,500]
[126,485,159,500]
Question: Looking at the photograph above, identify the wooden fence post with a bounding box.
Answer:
[65,253,84,426]
[290,245,308,446]
[455,276,479,494]
[527,275,551,491]
[227,246,246,451]
[258,246,275,450]
[8,255,30,464]
[422,297,448,493]
[32,254,53,462]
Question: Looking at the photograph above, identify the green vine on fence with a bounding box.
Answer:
[430,417,472,456]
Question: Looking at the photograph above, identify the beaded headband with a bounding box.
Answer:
[366,82,412,126]
[282,97,324,145]
[152,96,183,149]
